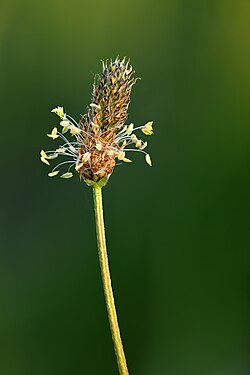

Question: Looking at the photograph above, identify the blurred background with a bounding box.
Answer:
[0,0,249,374]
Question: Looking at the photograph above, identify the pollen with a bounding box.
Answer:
[117,151,125,161]
[75,162,84,172]
[82,152,91,163]
[126,123,134,135]
[51,106,65,119]
[70,125,81,136]
[47,153,58,160]
[41,156,50,165]
[139,141,147,150]
[145,153,152,166]
[48,170,60,177]
[40,149,48,159]
[60,120,71,133]
[47,127,59,140]
[56,148,66,153]
[131,134,138,143]
[142,122,154,135]
[135,139,142,149]
[60,172,73,179]
[122,157,132,163]
[60,120,70,127]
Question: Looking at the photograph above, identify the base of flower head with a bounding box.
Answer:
[84,175,109,188]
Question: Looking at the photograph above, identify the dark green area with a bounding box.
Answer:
[0,0,249,374]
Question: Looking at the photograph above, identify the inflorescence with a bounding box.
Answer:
[40,57,154,187]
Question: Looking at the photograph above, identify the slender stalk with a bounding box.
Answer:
[93,185,129,375]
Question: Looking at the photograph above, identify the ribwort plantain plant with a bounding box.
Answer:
[40,57,154,374]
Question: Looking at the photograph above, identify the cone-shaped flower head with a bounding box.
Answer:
[87,58,136,131]
[40,58,154,187]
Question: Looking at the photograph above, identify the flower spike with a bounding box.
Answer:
[40,58,154,184]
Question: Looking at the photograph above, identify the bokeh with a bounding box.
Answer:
[0,0,249,374]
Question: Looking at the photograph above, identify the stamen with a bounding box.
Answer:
[65,114,79,126]
[47,127,59,140]
[122,148,147,155]
[52,160,76,172]
[48,170,60,177]
[60,172,73,179]
[40,150,48,158]
[57,131,79,153]
[145,154,152,166]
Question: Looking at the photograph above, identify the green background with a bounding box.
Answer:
[0,0,249,374]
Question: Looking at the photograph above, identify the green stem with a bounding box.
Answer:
[93,185,129,375]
